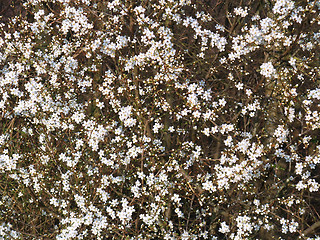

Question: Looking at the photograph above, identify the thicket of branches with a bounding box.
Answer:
[0,0,320,239]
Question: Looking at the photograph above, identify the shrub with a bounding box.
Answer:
[0,0,320,239]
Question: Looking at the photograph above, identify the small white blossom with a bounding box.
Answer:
[260,62,276,78]
[219,222,230,234]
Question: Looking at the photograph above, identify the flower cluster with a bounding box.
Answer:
[0,0,320,239]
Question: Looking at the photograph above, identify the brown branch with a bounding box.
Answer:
[303,221,320,236]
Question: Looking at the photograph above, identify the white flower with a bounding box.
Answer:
[296,180,307,191]
[153,122,163,133]
[168,126,175,132]
[193,110,201,118]
[124,117,136,127]
[71,111,86,124]
[235,82,244,90]
[308,88,320,100]
[289,220,298,233]
[119,106,133,121]
[219,221,230,234]
[260,62,276,78]
[274,125,289,143]
[219,98,226,107]
[308,179,320,192]
[273,0,294,16]
[181,231,190,240]
[237,139,251,153]
[171,194,181,204]
[295,162,303,175]
[234,7,248,17]
[245,89,252,97]
[224,136,233,147]
[202,128,210,136]
[289,57,296,67]
[175,208,184,218]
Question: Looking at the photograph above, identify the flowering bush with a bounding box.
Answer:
[0,0,320,239]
